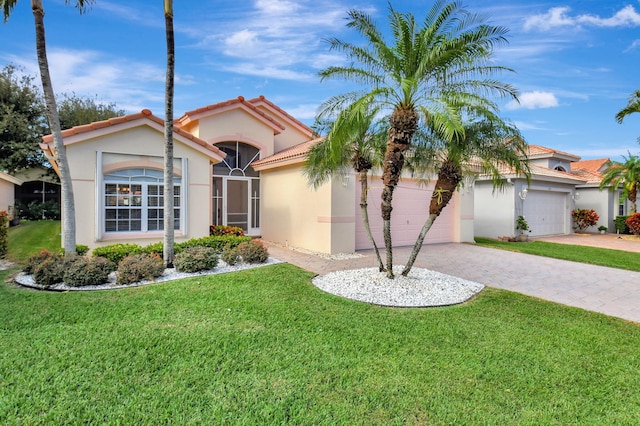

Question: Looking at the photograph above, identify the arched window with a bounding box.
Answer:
[213,142,260,177]
[554,166,567,172]
[104,168,181,233]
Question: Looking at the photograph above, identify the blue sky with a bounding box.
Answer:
[1,0,639,161]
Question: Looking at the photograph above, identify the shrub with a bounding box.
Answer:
[615,215,631,234]
[625,213,640,236]
[178,235,251,253]
[61,244,90,256]
[31,252,72,288]
[93,243,143,264]
[221,246,240,266]
[116,253,165,285]
[210,225,244,236]
[141,241,183,257]
[15,200,60,220]
[0,210,8,258]
[236,240,269,263]
[75,244,90,256]
[63,256,113,287]
[173,246,219,273]
[24,249,60,275]
[572,209,599,232]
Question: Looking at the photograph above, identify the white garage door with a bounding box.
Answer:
[355,179,455,250]
[523,190,568,236]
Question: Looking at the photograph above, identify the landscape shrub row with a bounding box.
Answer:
[23,236,268,288]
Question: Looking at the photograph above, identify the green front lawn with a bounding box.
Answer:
[474,237,640,272]
[1,264,640,424]
[2,222,640,424]
[6,220,61,263]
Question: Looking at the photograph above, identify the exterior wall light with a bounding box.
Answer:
[518,187,528,200]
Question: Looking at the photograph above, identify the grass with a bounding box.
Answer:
[2,265,640,425]
[6,220,61,263]
[2,222,640,424]
[474,237,640,272]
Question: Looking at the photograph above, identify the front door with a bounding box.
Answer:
[226,179,249,231]
[212,141,261,236]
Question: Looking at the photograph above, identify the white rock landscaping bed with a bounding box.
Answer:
[312,265,484,307]
[14,257,283,291]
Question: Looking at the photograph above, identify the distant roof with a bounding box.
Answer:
[0,171,22,186]
[527,144,581,161]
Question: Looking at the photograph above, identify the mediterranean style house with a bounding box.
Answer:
[40,96,474,254]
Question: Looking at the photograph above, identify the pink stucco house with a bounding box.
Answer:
[41,96,474,254]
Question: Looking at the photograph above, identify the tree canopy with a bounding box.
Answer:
[0,65,48,173]
[0,65,124,174]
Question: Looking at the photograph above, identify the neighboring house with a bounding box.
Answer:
[40,95,474,254]
[474,145,626,238]
[0,171,23,218]
[12,166,61,211]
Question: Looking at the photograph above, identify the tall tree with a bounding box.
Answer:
[57,93,124,130]
[599,152,640,214]
[163,0,175,267]
[318,1,518,277]
[0,64,48,173]
[305,101,387,271]
[402,118,528,276]
[2,0,95,254]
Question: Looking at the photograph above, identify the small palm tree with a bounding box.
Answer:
[163,0,175,267]
[305,102,387,271]
[599,152,640,214]
[318,1,518,277]
[402,118,528,275]
[615,90,640,125]
[2,0,95,255]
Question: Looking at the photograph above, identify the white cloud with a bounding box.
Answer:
[524,5,640,31]
[507,91,559,110]
[625,39,640,52]
[4,48,168,114]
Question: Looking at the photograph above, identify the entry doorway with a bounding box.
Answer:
[212,177,260,235]
[212,141,261,236]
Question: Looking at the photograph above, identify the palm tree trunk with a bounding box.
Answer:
[163,0,175,267]
[401,161,461,276]
[359,171,385,271]
[381,107,418,278]
[32,0,76,255]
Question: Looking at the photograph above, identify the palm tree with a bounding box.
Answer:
[599,152,640,214]
[2,0,95,255]
[305,101,387,271]
[318,1,518,277]
[615,90,640,124]
[163,0,175,267]
[401,117,528,276]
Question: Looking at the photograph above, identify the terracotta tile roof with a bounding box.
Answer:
[248,95,314,137]
[41,109,224,158]
[527,144,581,161]
[177,96,286,133]
[42,109,155,143]
[252,137,323,170]
[572,158,610,174]
[571,168,604,185]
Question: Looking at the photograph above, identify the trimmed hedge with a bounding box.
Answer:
[116,253,165,285]
[92,243,143,264]
[173,246,219,273]
[63,256,113,287]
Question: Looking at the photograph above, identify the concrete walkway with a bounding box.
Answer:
[263,234,640,324]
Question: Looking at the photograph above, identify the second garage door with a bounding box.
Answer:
[523,190,568,236]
